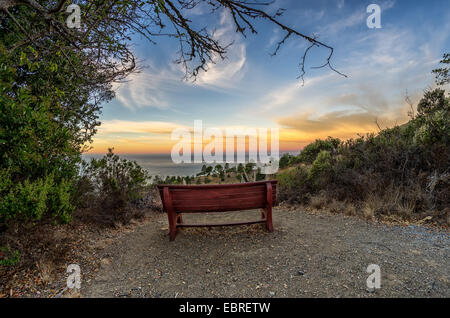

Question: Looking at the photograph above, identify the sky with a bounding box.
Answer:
[89,0,450,154]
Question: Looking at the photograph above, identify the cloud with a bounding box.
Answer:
[193,10,247,89]
[182,1,210,16]
[317,1,395,36]
[260,73,337,111]
[95,1,448,154]
[97,120,189,134]
[112,9,248,111]
[90,120,192,154]
[318,10,365,36]
[277,107,410,142]
[112,64,183,111]
[257,18,448,147]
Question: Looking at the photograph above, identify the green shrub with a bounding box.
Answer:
[295,137,341,164]
[276,166,309,203]
[83,149,149,208]
[279,153,294,169]
[0,172,75,225]
[0,247,20,267]
[0,46,79,228]
[0,176,49,223]
[308,150,333,189]
[414,88,449,147]
[76,149,151,226]
[48,177,75,224]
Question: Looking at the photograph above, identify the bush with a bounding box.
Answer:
[279,153,294,169]
[77,149,150,226]
[275,86,449,224]
[276,166,310,203]
[308,150,333,189]
[0,45,79,228]
[0,172,74,226]
[86,149,149,204]
[294,137,340,164]
[0,247,20,267]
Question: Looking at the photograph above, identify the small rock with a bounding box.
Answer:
[297,270,305,276]
[269,291,275,296]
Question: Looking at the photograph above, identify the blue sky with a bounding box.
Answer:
[90,0,450,154]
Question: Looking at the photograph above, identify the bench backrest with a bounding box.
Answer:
[157,180,277,213]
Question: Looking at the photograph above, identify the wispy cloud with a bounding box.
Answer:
[112,10,247,111]
[259,73,337,111]
[112,63,183,111]
[91,119,190,153]
[317,0,395,36]
[92,1,449,154]
[97,120,189,134]
[193,10,247,89]
[258,20,448,146]
[277,104,412,142]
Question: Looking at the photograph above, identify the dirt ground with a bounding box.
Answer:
[80,207,450,298]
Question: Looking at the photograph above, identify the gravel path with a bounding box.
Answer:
[81,208,449,298]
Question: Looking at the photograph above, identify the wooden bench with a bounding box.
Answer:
[157,180,277,241]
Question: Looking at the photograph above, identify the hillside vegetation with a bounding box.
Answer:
[276,86,449,225]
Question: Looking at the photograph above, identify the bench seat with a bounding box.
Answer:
[157,180,277,241]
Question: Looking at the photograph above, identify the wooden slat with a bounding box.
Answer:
[176,219,266,227]
[171,187,264,199]
[159,190,277,207]
[157,184,277,192]
[171,187,265,200]
[157,180,277,190]
[158,181,277,214]
[174,200,267,212]
[172,192,265,204]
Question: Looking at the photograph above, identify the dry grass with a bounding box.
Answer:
[397,201,416,218]
[309,195,357,217]
[36,260,53,286]
[310,193,328,210]
[328,199,346,214]
[362,193,382,220]
[301,180,448,227]
[382,185,402,214]
[344,203,357,216]
[362,205,375,220]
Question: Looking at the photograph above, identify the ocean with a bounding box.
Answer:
[82,151,297,178]
[82,154,204,177]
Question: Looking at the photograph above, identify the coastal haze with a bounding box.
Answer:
[82,152,295,177]
[83,153,203,177]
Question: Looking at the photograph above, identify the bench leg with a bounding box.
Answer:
[177,213,183,224]
[163,187,178,241]
[168,210,177,241]
[266,205,274,233]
